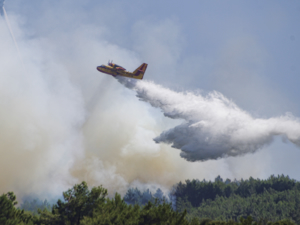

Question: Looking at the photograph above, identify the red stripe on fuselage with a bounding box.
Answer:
[97,68,115,75]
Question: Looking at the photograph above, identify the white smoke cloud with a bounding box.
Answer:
[117,77,300,161]
[0,10,187,198]
[1,0,300,201]
[0,16,86,197]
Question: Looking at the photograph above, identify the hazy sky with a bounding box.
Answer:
[1,0,300,199]
[8,0,299,114]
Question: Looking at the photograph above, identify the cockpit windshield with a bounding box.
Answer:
[115,64,125,69]
[108,62,126,70]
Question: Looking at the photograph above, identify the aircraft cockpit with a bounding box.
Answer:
[108,62,125,70]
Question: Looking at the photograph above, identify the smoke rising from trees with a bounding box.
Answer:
[0,12,186,199]
[1,0,299,202]
[117,77,300,161]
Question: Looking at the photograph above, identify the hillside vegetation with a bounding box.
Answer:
[0,175,299,224]
[175,175,300,223]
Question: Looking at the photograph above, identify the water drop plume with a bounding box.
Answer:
[116,76,300,161]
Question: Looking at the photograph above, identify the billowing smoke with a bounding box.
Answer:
[1,0,299,202]
[117,77,300,161]
[0,10,188,199]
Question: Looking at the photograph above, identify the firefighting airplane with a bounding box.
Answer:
[97,61,148,80]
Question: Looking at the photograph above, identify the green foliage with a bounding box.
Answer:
[234,175,299,198]
[38,181,108,225]
[175,175,300,224]
[175,178,238,209]
[20,199,51,215]
[37,182,188,225]
[123,187,169,206]
[1,175,300,224]
[175,175,300,210]
[138,200,188,225]
[81,193,140,225]
[190,216,296,225]
[0,192,33,225]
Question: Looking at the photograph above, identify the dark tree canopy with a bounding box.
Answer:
[0,175,299,225]
[174,175,300,224]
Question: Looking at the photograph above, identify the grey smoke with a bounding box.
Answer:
[117,76,300,161]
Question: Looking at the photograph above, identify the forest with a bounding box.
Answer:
[0,175,299,224]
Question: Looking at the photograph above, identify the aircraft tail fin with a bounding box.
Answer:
[132,63,148,79]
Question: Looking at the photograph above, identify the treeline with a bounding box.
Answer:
[20,199,51,216]
[20,187,172,215]
[123,187,171,206]
[1,182,187,225]
[0,175,299,224]
[174,175,300,223]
